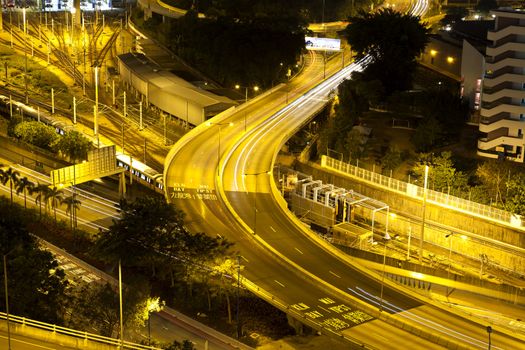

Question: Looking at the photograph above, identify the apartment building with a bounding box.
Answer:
[478,9,525,161]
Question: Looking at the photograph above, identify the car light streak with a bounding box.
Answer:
[348,286,503,349]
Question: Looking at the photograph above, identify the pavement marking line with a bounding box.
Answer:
[270,226,276,232]
[274,280,285,288]
[241,255,249,263]
[319,306,331,313]
[294,247,303,254]
[329,271,341,278]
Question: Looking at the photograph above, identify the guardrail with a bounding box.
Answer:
[322,155,522,229]
[0,312,160,350]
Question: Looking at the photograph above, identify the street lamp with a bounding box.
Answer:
[23,7,28,104]
[3,252,13,350]
[243,171,270,235]
[379,232,391,312]
[419,165,429,263]
[235,84,259,103]
[206,121,233,176]
[487,325,492,350]
[70,8,76,47]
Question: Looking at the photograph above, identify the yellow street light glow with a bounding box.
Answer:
[235,84,240,89]
[460,235,468,240]
[447,56,455,64]
[70,7,77,14]
[254,86,259,92]
[411,272,423,279]
[389,213,397,220]
[430,49,437,57]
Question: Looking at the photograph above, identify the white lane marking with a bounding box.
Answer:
[270,226,276,232]
[295,248,303,254]
[241,255,249,263]
[319,306,331,313]
[329,271,341,279]
[274,280,285,287]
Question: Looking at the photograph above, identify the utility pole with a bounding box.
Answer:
[123,91,126,118]
[51,88,55,114]
[4,255,11,350]
[73,96,77,124]
[118,260,124,348]
[419,165,429,263]
[236,255,241,339]
[23,8,28,103]
[139,101,143,130]
[94,66,99,136]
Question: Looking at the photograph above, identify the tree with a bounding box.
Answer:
[53,130,92,162]
[45,186,63,222]
[34,183,50,219]
[505,174,525,216]
[1,167,20,204]
[16,176,35,208]
[412,117,442,152]
[476,160,512,205]
[13,121,58,151]
[412,152,468,193]
[475,0,498,15]
[62,195,81,231]
[91,197,232,285]
[343,9,430,94]
[345,128,366,161]
[0,198,69,325]
[381,147,403,173]
[66,281,150,337]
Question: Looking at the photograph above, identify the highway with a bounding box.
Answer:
[163,1,525,349]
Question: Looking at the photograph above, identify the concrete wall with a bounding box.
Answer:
[295,162,525,276]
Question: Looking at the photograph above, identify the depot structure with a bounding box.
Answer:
[117,53,237,127]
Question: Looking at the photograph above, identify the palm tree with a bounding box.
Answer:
[46,186,63,222]
[62,195,81,230]
[4,167,20,204]
[16,176,35,208]
[34,184,50,219]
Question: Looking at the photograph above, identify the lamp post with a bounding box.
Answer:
[487,325,492,350]
[23,7,28,104]
[206,121,233,177]
[379,232,391,312]
[3,253,12,350]
[235,84,259,103]
[70,8,76,48]
[243,171,270,235]
[94,65,99,138]
[236,255,241,339]
[419,165,429,263]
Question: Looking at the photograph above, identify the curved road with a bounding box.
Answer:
[160,0,523,348]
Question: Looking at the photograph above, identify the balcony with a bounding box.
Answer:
[486,42,525,57]
[479,117,525,133]
[486,57,525,72]
[487,25,525,41]
[480,103,525,117]
[478,134,524,150]
[483,73,525,88]
[482,88,525,103]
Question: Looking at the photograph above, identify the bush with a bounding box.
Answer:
[14,121,58,151]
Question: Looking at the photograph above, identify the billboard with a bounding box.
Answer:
[305,36,341,51]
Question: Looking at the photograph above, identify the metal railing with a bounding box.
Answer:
[0,312,160,350]
[322,156,521,228]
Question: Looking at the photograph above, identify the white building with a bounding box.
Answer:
[478,9,525,161]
